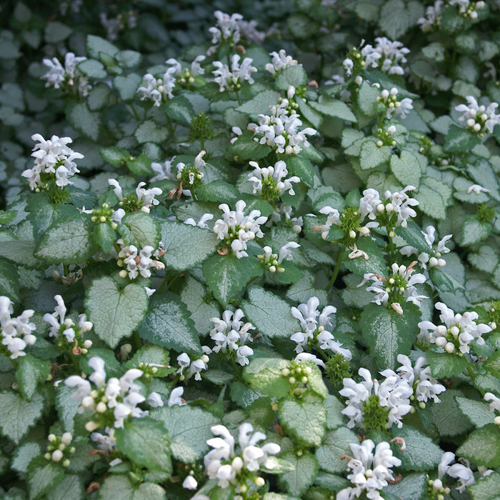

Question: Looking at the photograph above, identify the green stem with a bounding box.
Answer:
[234,89,242,106]
[199,136,205,151]
[159,272,181,294]
[466,363,476,380]
[166,114,175,136]
[387,230,396,263]
[69,352,80,372]
[328,244,345,290]
[130,103,141,121]
[132,330,142,351]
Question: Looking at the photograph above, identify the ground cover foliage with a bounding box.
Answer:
[2,0,500,498]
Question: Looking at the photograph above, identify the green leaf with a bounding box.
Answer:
[357,81,380,118]
[151,405,219,462]
[114,73,142,101]
[431,389,473,437]
[135,120,170,144]
[385,473,427,500]
[44,22,72,43]
[275,65,307,90]
[86,277,148,348]
[444,124,481,152]
[343,237,387,277]
[203,254,263,307]
[461,216,492,246]
[228,130,272,161]
[455,396,496,428]
[379,0,424,39]
[196,180,240,204]
[360,303,419,370]
[116,418,172,472]
[237,90,282,116]
[86,35,119,59]
[119,212,160,249]
[469,472,500,500]
[88,83,112,111]
[396,221,431,253]
[360,140,391,170]
[392,425,443,471]
[0,259,20,303]
[77,59,107,79]
[425,351,468,378]
[310,96,356,123]
[66,102,100,142]
[126,345,170,372]
[165,96,194,125]
[285,156,315,188]
[98,475,166,500]
[244,358,292,400]
[484,350,500,378]
[11,442,41,474]
[161,220,218,271]
[325,395,346,431]
[297,97,323,129]
[99,147,130,167]
[138,293,202,354]
[457,424,500,468]
[56,385,80,434]
[429,267,464,294]
[126,153,153,177]
[468,159,500,202]
[315,427,359,473]
[469,245,499,273]
[27,457,65,500]
[16,354,50,401]
[441,5,466,33]
[93,223,116,253]
[35,215,97,264]
[115,50,142,69]
[46,475,85,500]
[390,150,423,188]
[415,177,450,220]
[241,286,301,339]
[278,451,318,497]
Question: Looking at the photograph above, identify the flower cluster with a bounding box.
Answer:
[269,204,303,234]
[166,55,206,86]
[213,200,268,258]
[172,151,206,197]
[137,66,176,105]
[210,309,255,366]
[212,55,257,93]
[203,423,280,495]
[455,95,500,136]
[0,296,36,360]
[65,357,147,430]
[108,179,162,214]
[247,160,300,200]
[44,295,93,354]
[435,452,475,494]
[265,50,298,77]
[248,99,316,155]
[337,439,402,500]
[22,134,83,190]
[418,302,492,355]
[377,87,413,119]
[450,0,485,18]
[401,225,452,269]
[207,11,243,54]
[117,239,165,280]
[257,242,300,273]
[373,37,410,75]
[396,354,446,406]
[41,52,90,96]
[176,348,211,381]
[359,185,419,230]
[343,41,381,76]
[418,0,443,31]
[291,297,352,359]
[360,262,427,313]
[44,433,75,468]
[100,11,137,41]
[340,367,413,430]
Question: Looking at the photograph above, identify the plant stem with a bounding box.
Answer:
[132,330,142,351]
[130,103,141,121]
[466,363,476,380]
[328,244,345,290]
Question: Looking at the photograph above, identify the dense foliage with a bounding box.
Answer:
[1,0,500,499]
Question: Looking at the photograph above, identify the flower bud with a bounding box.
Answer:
[255,477,265,487]
[96,402,107,413]
[48,434,56,443]
[433,479,443,490]
[52,450,63,462]
[85,421,99,432]
[445,342,455,353]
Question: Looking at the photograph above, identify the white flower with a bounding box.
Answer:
[438,452,475,493]
[183,475,198,490]
[248,160,300,198]
[22,134,83,190]
[212,54,257,92]
[137,67,176,106]
[455,95,500,134]
[117,240,164,279]
[400,225,452,268]
[374,37,410,75]
[41,52,90,96]
[108,179,162,212]
[418,0,443,31]
[266,50,298,76]
[168,386,187,407]
[65,357,145,429]
[340,368,413,429]
[184,213,214,229]
[213,200,268,258]
[418,302,491,354]
[150,157,177,182]
[176,349,210,381]
[204,423,280,490]
[0,296,36,360]
[396,354,445,403]
[238,19,266,43]
[467,184,490,194]
[91,428,117,454]
[147,392,164,408]
[166,55,206,85]
[248,99,316,155]
[337,439,401,500]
